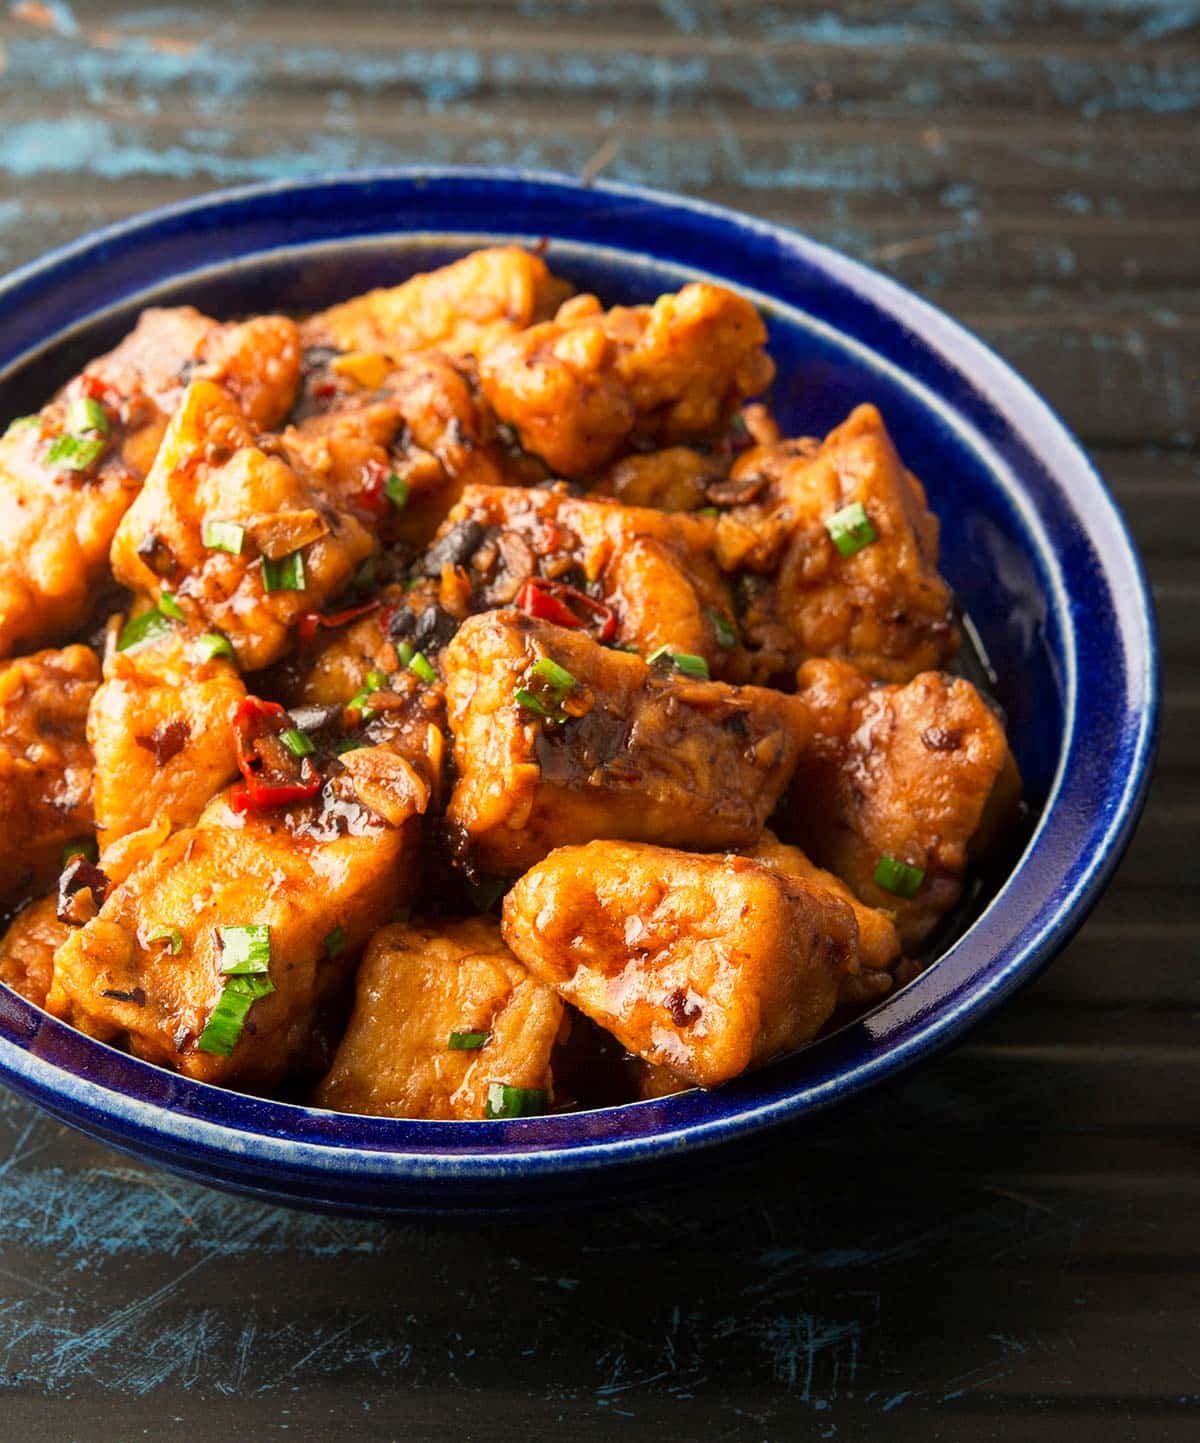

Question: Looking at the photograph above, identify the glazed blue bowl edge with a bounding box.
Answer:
[0,169,1159,1212]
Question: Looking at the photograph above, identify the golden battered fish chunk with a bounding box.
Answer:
[0,310,300,659]
[443,610,806,875]
[111,380,373,671]
[314,917,563,1120]
[715,405,957,684]
[428,483,741,675]
[785,658,1022,947]
[0,645,99,912]
[502,840,860,1087]
[478,283,774,478]
[0,897,69,1010]
[301,246,572,360]
[88,626,245,844]
[46,756,423,1089]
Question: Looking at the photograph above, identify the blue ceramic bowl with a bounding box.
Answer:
[0,170,1157,1214]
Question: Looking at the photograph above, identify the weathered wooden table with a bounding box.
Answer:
[1,4,1195,1438]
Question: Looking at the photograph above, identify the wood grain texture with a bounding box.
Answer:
[0,3,1195,1439]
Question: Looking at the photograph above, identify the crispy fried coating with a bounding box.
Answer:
[0,897,69,1010]
[0,645,99,912]
[46,755,424,1088]
[594,445,728,513]
[111,380,373,671]
[785,658,1022,947]
[301,246,573,360]
[715,405,957,684]
[443,610,806,874]
[314,917,563,1119]
[88,627,245,844]
[478,283,774,478]
[502,840,859,1087]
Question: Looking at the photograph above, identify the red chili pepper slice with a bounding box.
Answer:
[349,458,390,518]
[231,696,323,812]
[517,578,616,643]
[296,600,380,646]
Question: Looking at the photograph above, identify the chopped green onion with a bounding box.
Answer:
[408,651,436,684]
[261,550,306,593]
[46,433,106,470]
[158,591,186,622]
[5,415,40,436]
[61,837,98,867]
[365,669,388,692]
[385,473,409,510]
[730,412,749,436]
[216,923,272,976]
[324,925,346,958]
[116,607,174,652]
[708,610,738,649]
[202,519,245,555]
[395,640,414,668]
[66,396,109,436]
[194,631,235,662]
[280,726,315,759]
[531,656,575,693]
[825,501,878,558]
[485,1082,548,1119]
[350,555,378,596]
[515,687,551,719]
[448,1029,491,1051]
[147,926,183,955]
[873,855,926,899]
[334,737,366,754]
[697,505,719,519]
[404,575,423,592]
[647,646,709,680]
[196,973,275,1056]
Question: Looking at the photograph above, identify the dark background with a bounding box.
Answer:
[0,4,1196,1439]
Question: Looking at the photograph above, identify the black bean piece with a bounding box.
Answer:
[413,604,460,653]
[420,519,485,577]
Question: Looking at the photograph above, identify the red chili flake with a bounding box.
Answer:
[517,578,616,642]
[296,599,380,646]
[349,458,390,518]
[231,695,323,812]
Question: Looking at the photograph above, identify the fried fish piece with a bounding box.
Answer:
[314,917,563,1120]
[111,380,373,671]
[784,658,1022,947]
[301,246,573,360]
[0,897,69,1010]
[715,405,957,684]
[478,283,774,478]
[443,610,806,875]
[502,840,860,1087]
[0,645,99,912]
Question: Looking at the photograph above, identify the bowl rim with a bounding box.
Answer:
[0,166,1159,1187]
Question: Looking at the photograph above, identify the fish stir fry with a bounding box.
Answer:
[0,247,1022,1119]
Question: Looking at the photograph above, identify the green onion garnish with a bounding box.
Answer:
[647,646,709,680]
[873,855,926,899]
[825,501,878,558]
[5,415,40,436]
[515,687,551,718]
[531,656,575,693]
[395,640,414,667]
[61,837,98,867]
[408,651,436,684]
[116,607,174,652]
[485,1083,548,1119]
[708,610,737,649]
[261,550,306,593]
[697,505,719,519]
[194,631,235,661]
[334,737,366,754]
[147,926,183,955]
[365,669,388,692]
[202,519,245,555]
[66,396,109,436]
[196,974,275,1056]
[448,1029,490,1051]
[46,433,106,470]
[385,473,409,510]
[216,923,272,976]
[158,591,186,621]
[279,726,315,759]
[324,926,346,958]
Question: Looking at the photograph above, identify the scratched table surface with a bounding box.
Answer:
[0,2,1196,1439]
